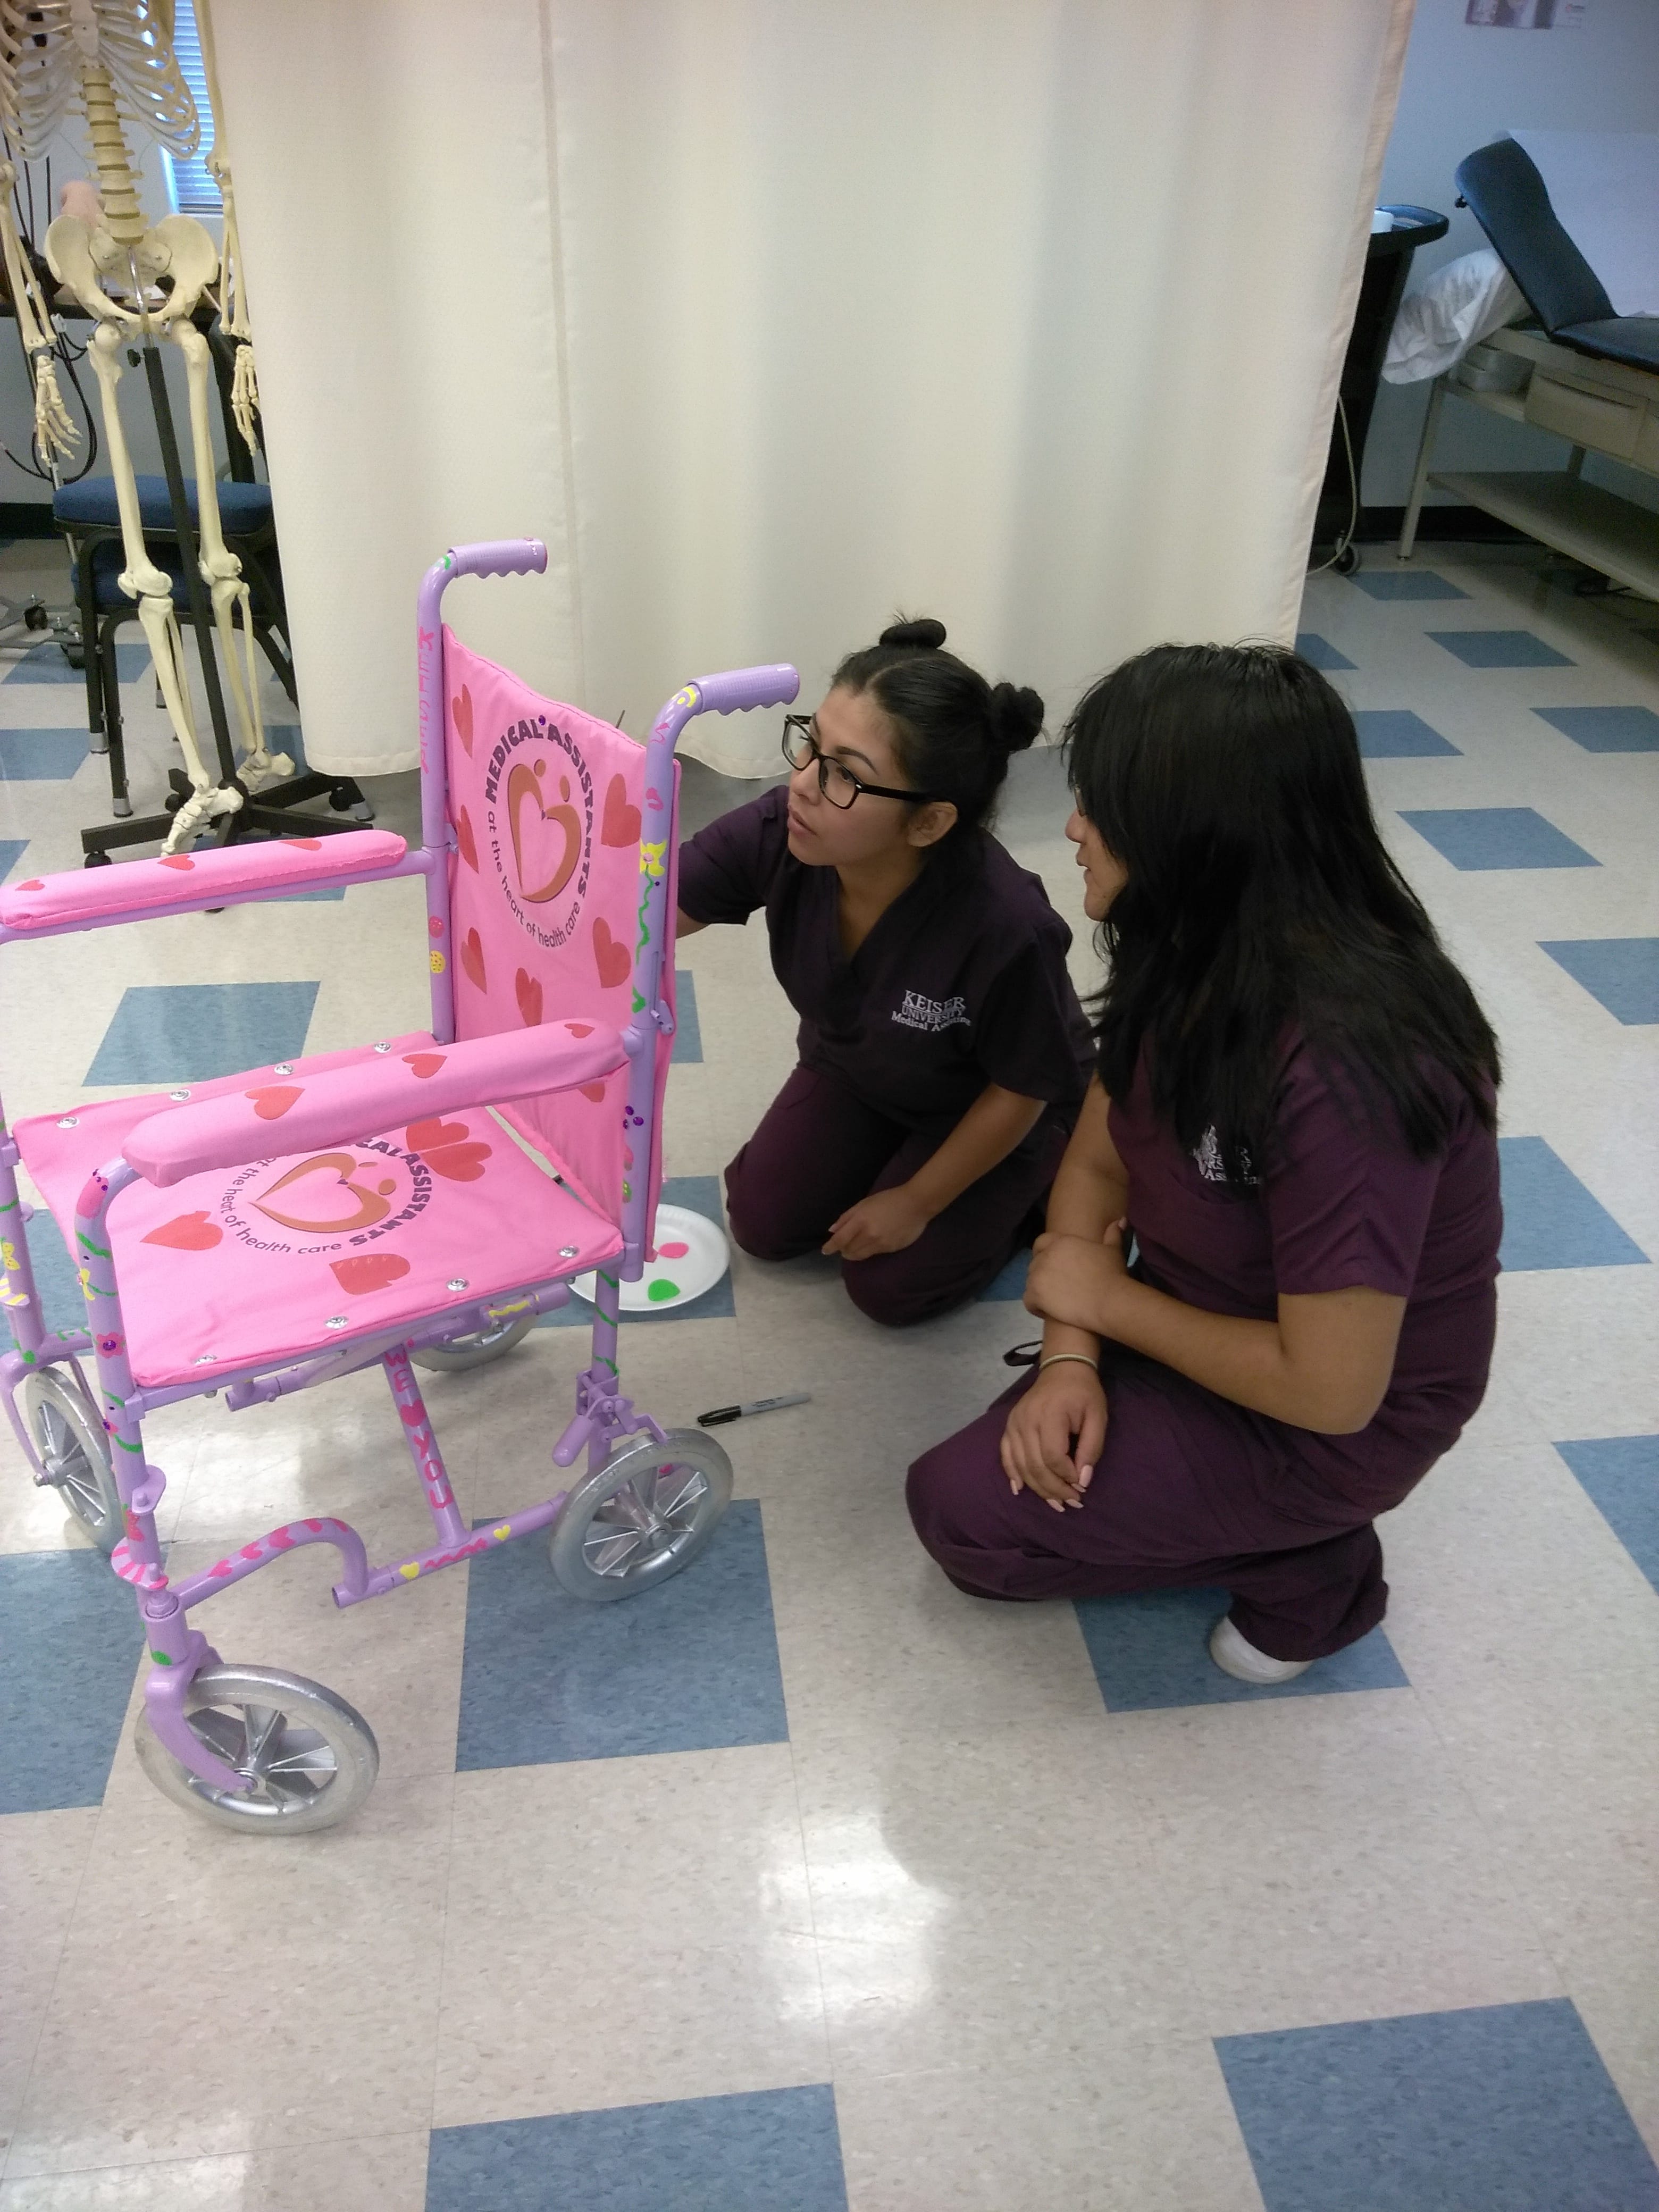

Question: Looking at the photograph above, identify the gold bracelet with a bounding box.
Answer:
[1037,1352,1099,1374]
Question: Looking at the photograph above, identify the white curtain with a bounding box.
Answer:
[212,0,1413,778]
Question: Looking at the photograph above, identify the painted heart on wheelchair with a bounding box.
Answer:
[601,772,641,848]
[456,806,479,872]
[515,967,543,1026]
[331,1252,412,1295]
[508,759,583,906]
[143,1209,222,1250]
[252,1152,400,1235]
[423,1141,491,1182]
[407,1117,468,1153]
[453,684,474,754]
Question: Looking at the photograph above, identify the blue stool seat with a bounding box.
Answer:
[54,472,273,536]
[69,538,191,615]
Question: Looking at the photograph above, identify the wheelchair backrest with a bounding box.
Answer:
[440,630,677,1236]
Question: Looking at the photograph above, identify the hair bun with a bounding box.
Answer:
[878,616,948,651]
[990,680,1044,756]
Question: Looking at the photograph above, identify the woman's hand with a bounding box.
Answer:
[1024,1218,1131,1335]
[1000,1361,1108,1512]
[823,1183,932,1262]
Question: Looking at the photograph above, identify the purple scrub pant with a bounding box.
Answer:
[724,1062,1071,1328]
[907,1356,1404,1661]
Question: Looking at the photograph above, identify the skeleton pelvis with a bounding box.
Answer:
[45,213,219,321]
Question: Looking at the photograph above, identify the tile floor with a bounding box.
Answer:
[1,537,1656,2208]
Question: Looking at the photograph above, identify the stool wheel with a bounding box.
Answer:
[134,1665,379,1832]
[21,1367,122,1552]
[549,1428,732,1603]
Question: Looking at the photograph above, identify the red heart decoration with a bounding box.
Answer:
[246,1085,302,1120]
[403,1053,446,1078]
[579,1082,608,1103]
[515,967,543,1027]
[566,1022,593,1037]
[593,916,631,990]
[18,878,42,890]
[601,773,641,848]
[330,1253,410,1295]
[407,1117,469,1153]
[460,928,486,992]
[143,1211,221,1251]
[159,855,195,872]
[284,839,323,851]
[424,1140,492,1182]
[456,806,478,872]
[453,685,474,754]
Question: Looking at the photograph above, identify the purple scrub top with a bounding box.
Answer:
[678,787,1094,1136]
[1111,1041,1503,1509]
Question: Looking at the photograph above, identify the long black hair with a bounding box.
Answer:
[833,618,1044,840]
[1066,641,1499,1175]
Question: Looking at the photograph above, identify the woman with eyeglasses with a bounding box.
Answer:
[906,643,1502,1683]
[675,619,1093,1327]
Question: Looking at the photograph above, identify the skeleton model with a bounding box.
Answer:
[0,0,287,849]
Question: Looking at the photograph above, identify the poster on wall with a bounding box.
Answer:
[1464,1,1587,23]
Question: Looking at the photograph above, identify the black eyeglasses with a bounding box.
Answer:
[781,715,943,810]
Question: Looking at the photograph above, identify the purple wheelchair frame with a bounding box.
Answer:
[0,538,797,1798]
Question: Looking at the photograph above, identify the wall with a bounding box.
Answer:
[1369,0,1659,515]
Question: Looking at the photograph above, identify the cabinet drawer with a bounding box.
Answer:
[1525,374,1641,460]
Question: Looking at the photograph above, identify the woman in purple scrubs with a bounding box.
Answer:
[676,620,1093,1327]
[906,643,1503,1681]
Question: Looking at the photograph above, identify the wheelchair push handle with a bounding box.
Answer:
[691,664,800,716]
[447,539,548,581]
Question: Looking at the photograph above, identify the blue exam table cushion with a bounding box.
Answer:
[1554,319,1659,375]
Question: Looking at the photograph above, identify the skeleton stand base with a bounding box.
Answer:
[77,339,367,867]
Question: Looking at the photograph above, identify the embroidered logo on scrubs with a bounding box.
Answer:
[480,714,595,952]
[892,989,970,1034]
[1194,1127,1257,1186]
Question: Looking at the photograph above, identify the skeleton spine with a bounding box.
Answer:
[80,64,145,244]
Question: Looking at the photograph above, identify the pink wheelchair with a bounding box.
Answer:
[0,538,798,1832]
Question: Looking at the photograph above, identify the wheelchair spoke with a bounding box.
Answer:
[652,1466,707,1524]
[241,1705,283,1769]
[584,1527,647,1576]
[192,1706,249,1764]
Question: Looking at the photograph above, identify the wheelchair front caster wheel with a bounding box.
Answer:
[411,1311,535,1375]
[22,1367,123,1553]
[549,1428,732,1603]
[134,1665,379,1833]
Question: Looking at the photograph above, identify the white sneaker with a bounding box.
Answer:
[1209,1614,1313,1685]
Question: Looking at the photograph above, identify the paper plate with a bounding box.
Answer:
[569,1204,731,1314]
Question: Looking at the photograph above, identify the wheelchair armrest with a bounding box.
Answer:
[0,831,410,933]
[123,1021,628,1188]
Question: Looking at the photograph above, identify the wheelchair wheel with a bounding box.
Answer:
[22,1367,122,1553]
[133,1665,379,1833]
[549,1428,732,1603]
[410,1311,535,1374]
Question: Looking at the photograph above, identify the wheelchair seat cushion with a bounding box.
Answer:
[15,1037,623,1387]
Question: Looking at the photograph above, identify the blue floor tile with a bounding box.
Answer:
[979,1246,1029,1302]
[1498,1136,1648,1272]
[1400,807,1598,871]
[426,2086,848,2212]
[540,1174,734,1327]
[85,979,320,1084]
[7,1208,90,1338]
[0,836,28,879]
[1428,629,1574,668]
[0,727,89,780]
[1540,939,1659,1025]
[1555,1436,1659,1595]
[1347,568,1469,601]
[456,1498,787,1767]
[672,966,702,1063]
[0,640,148,685]
[1216,1999,1659,2212]
[1534,704,1659,753]
[1353,709,1460,759]
[1074,1584,1406,1712]
[0,1549,141,1813]
[1295,632,1355,671]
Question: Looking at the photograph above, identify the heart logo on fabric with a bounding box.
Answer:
[407,1117,493,1182]
[404,1053,446,1078]
[285,839,323,851]
[407,1118,467,1153]
[601,774,641,848]
[592,916,630,990]
[246,1085,302,1120]
[515,968,543,1027]
[460,929,487,992]
[579,1082,608,1103]
[253,1153,399,1235]
[456,807,478,872]
[143,1210,221,1251]
[507,760,582,905]
[454,685,474,754]
[158,854,195,872]
[331,1253,410,1295]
